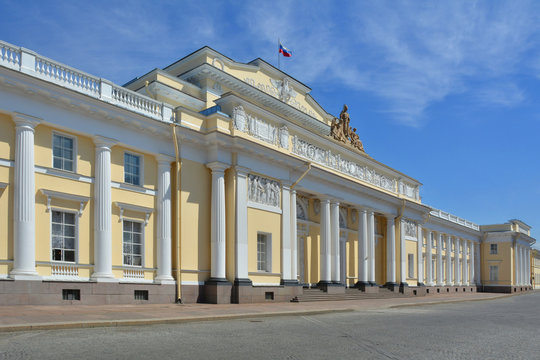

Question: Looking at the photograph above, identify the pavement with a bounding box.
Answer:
[0,291,524,332]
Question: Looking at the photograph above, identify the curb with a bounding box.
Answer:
[387,293,516,309]
[0,308,354,333]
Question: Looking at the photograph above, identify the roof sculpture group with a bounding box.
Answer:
[330,105,365,152]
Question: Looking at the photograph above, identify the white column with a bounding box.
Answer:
[416,224,423,286]
[385,215,396,285]
[426,230,433,286]
[319,199,331,283]
[10,114,40,279]
[514,243,520,285]
[399,219,407,287]
[91,136,116,281]
[527,249,531,286]
[454,237,461,285]
[330,201,340,283]
[207,162,228,280]
[446,235,453,285]
[462,239,468,285]
[521,247,525,286]
[155,155,174,283]
[368,210,376,285]
[475,243,481,285]
[290,189,298,283]
[358,209,369,285]
[281,183,293,283]
[436,233,443,286]
[234,167,249,282]
[470,241,475,286]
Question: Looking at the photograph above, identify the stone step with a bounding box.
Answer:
[292,287,407,302]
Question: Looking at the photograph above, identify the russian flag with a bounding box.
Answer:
[279,43,292,57]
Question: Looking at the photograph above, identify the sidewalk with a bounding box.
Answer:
[0,292,518,332]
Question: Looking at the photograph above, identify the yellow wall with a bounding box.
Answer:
[481,242,512,285]
[247,207,281,285]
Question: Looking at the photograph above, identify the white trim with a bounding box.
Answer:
[51,130,78,173]
[40,189,90,216]
[123,150,144,187]
[42,276,91,282]
[248,201,282,214]
[114,202,154,226]
[252,283,282,287]
[0,158,13,167]
[181,280,204,286]
[111,181,156,196]
[35,165,93,183]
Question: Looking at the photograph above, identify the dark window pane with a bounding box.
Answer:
[123,221,131,232]
[132,256,142,266]
[132,244,142,255]
[53,135,61,147]
[52,224,62,236]
[132,222,141,233]
[53,249,62,261]
[53,146,62,157]
[64,160,73,171]
[64,250,75,262]
[64,225,75,237]
[123,243,131,253]
[52,236,62,248]
[63,137,73,148]
[124,255,132,265]
[132,233,141,244]
[64,238,75,250]
[64,213,75,224]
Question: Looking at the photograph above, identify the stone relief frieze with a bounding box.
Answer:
[232,106,289,150]
[292,135,399,194]
[248,174,281,208]
[403,219,417,238]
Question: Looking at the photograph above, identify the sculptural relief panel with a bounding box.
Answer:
[248,174,281,209]
[403,219,417,238]
[233,106,289,150]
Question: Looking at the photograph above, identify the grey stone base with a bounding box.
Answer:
[317,281,346,294]
[233,283,302,303]
[480,285,532,294]
[0,279,176,305]
[204,278,232,304]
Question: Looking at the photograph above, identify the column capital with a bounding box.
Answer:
[13,112,41,129]
[319,197,331,205]
[156,154,175,166]
[234,165,251,177]
[93,135,117,149]
[206,161,229,173]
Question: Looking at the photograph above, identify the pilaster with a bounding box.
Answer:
[399,218,407,289]
[384,214,397,289]
[368,210,376,286]
[330,201,341,284]
[317,198,332,287]
[416,224,424,286]
[446,235,453,286]
[436,233,443,286]
[234,166,250,285]
[355,208,369,289]
[426,230,433,286]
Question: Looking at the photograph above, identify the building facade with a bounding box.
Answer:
[0,41,535,305]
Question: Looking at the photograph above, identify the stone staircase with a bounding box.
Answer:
[291,287,406,302]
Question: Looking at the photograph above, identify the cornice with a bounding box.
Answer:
[179,64,330,135]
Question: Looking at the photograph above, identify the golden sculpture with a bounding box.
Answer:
[330,104,365,152]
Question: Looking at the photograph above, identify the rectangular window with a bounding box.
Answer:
[489,265,499,281]
[51,210,76,262]
[123,220,143,266]
[124,153,141,186]
[52,134,74,172]
[490,244,498,255]
[408,254,414,278]
[257,233,271,272]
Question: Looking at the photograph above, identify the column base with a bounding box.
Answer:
[205,278,232,304]
[154,275,176,285]
[369,281,378,287]
[384,282,399,291]
[91,272,118,282]
[9,269,41,281]
[317,281,345,294]
[354,281,370,290]
[417,282,425,287]
[280,279,300,286]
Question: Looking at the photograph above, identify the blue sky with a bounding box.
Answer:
[2,0,539,243]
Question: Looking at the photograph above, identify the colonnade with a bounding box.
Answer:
[421,229,478,286]
[515,244,531,286]
[9,113,174,283]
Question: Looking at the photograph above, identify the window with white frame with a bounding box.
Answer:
[52,134,74,172]
[124,153,141,186]
[489,265,499,281]
[408,254,414,278]
[257,233,271,272]
[51,210,76,262]
[123,220,143,266]
[490,244,498,255]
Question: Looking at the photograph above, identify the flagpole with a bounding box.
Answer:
[278,37,280,70]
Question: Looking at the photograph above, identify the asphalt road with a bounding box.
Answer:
[1,292,539,360]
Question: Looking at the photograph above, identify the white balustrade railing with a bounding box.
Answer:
[51,264,79,277]
[35,55,100,95]
[0,40,175,123]
[429,208,480,231]
[111,84,162,119]
[123,268,145,279]
[0,42,20,70]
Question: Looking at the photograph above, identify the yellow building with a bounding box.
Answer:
[0,40,536,305]
[532,249,540,289]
